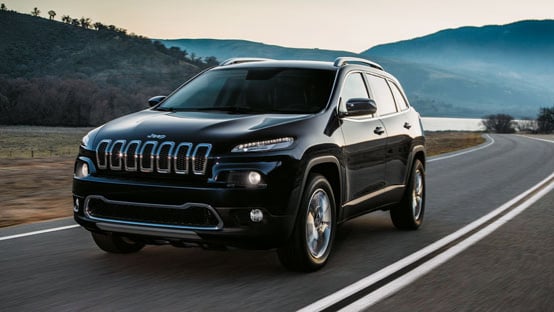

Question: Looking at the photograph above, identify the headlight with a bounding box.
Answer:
[75,161,90,178]
[231,137,294,152]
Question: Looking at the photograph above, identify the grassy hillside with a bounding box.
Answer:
[0,10,209,126]
[158,38,360,62]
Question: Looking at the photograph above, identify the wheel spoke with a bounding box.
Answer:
[305,188,332,259]
[411,169,424,220]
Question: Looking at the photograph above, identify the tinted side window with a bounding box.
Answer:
[388,81,409,111]
[366,74,397,116]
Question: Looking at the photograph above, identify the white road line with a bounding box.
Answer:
[340,179,553,311]
[517,135,554,144]
[297,172,554,312]
[428,133,494,163]
[0,224,80,241]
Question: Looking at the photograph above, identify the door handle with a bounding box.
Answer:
[374,127,385,135]
[403,122,412,129]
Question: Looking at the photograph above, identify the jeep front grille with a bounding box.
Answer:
[85,195,223,230]
[96,139,212,175]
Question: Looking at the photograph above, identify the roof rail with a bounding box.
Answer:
[219,58,274,66]
[333,57,383,71]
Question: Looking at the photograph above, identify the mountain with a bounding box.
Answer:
[363,20,554,117]
[364,20,554,86]
[158,39,360,62]
[0,10,206,126]
[160,20,554,118]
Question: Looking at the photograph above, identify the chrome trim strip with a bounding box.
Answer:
[84,195,224,231]
[343,185,405,207]
[96,223,202,240]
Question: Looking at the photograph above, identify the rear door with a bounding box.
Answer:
[365,74,412,187]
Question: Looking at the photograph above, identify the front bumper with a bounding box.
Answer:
[73,175,300,249]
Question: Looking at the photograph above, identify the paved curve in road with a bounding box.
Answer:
[1,134,553,311]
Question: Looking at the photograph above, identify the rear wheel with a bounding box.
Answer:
[91,232,145,253]
[390,159,425,230]
[278,174,336,272]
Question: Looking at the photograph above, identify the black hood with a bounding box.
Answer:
[94,109,311,147]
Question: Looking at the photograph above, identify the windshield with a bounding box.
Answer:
[157,67,336,114]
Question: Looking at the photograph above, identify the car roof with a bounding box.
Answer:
[212,57,399,84]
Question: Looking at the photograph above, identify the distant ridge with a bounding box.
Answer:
[363,20,554,87]
[158,38,359,62]
[159,20,554,118]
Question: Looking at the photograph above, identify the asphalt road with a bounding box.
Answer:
[1,134,553,311]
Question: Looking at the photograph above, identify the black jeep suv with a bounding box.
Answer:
[73,57,425,271]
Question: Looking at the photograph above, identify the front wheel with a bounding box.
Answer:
[278,174,336,272]
[91,232,145,253]
[390,159,425,230]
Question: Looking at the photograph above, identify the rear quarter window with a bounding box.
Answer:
[365,74,397,116]
[388,81,410,111]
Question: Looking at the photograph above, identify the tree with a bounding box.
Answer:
[1,3,7,11]
[93,22,106,30]
[71,18,80,26]
[79,17,91,29]
[482,114,516,133]
[48,10,56,20]
[31,7,40,16]
[203,56,219,68]
[537,106,554,134]
[61,15,71,23]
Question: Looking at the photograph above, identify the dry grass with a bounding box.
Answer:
[0,127,487,227]
[0,158,75,227]
[425,132,486,156]
[0,126,91,158]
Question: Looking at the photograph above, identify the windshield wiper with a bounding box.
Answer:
[155,107,177,112]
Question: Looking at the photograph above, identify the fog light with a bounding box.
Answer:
[247,171,261,185]
[76,162,89,178]
[250,209,264,222]
[73,198,80,212]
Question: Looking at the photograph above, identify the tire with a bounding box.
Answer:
[91,232,145,254]
[278,174,336,272]
[390,159,425,230]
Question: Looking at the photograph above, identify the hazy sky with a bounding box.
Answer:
[4,0,554,52]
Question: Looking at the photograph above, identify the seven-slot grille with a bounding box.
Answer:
[96,139,212,175]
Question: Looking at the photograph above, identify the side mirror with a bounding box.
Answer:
[340,98,377,117]
[148,95,166,107]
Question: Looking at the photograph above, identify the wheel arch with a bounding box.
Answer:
[294,156,343,223]
[404,145,426,185]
